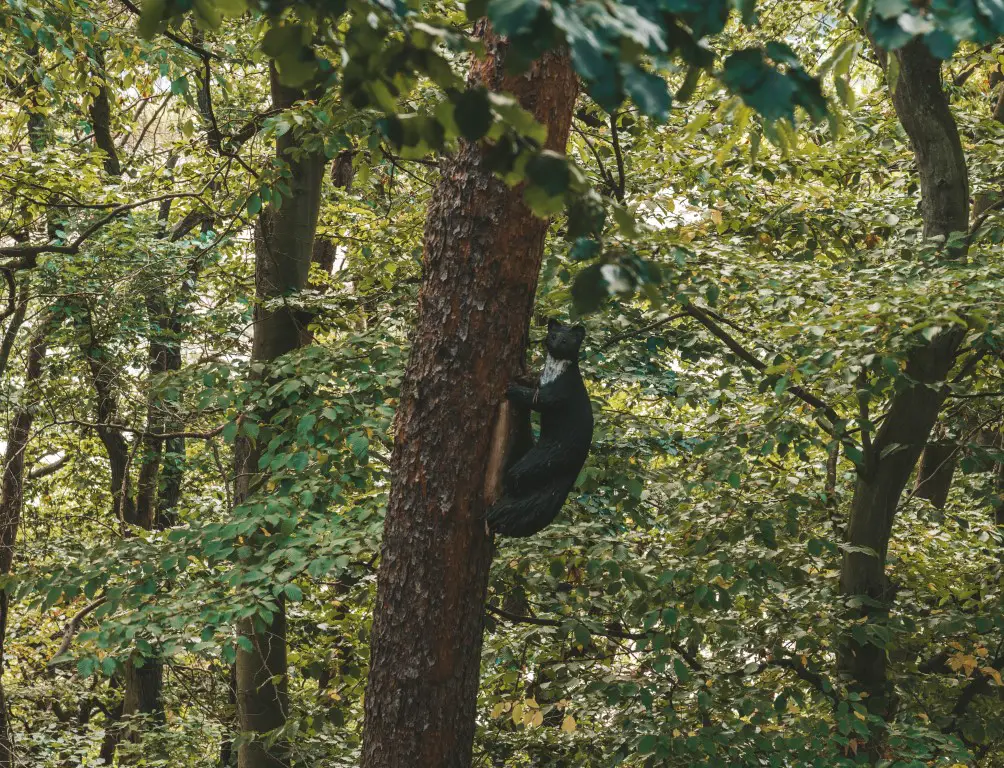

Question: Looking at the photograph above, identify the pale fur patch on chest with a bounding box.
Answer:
[539,355,569,386]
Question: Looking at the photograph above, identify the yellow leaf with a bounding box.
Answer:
[490,703,504,719]
[525,697,538,710]
[981,666,1003,686]
[511,703,523,725]
[948,653,978,676]
[530,710,544,728]
[561,714,576,733]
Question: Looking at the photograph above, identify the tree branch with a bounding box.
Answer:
[601,313,687,349]
[0,193,207,267]
[47,597,107,667]
[609,112,626,202]
[117,0,219,60]
[28,454,68,480]
[682,304,833,413]
[485,603,703,671]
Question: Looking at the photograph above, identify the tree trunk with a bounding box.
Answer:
[361,29,577,768]
[839,38,968,717]
[235,65,326,768]
[0,53,53,763]
[0,318,49,767]
[90,48,121,176]
[973,65,1004,218]
[915,60,1004,510]
[912,439,956,511]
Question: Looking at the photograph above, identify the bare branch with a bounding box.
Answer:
[682,304,833,414]
[0,193,207,267]
[601,313,687,349]
[28,454,68,480]
[48,597,108,667]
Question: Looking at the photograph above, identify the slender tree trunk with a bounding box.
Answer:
[973,64,1004,218]
[912,438,956,511]
[89,49,121,176]
[0,319,50,767]
[0,277,29,381]
[915,61,1004,507]
[218,664,238,767]
[361,29,577,768]
[839,39,968,718]
[0,51,54,763]
[235,65,326,768]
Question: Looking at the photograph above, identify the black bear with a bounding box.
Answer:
[487,319,593,537]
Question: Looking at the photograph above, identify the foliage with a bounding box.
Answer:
[1,0,1004,766]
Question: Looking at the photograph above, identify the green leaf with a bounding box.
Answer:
[348,432,369,461]
[638,734,658,754]
[453,89,493,142]
[626,478,644,499]
[571,264,607,315]
[525,151,571,197]
[622,65,671,120]
[138,0,166,38]
[487,0,541,36]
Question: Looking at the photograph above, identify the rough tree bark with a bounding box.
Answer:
[839,38,969,716]
[234,65,326,768]
[361,28,577,768]
[0,320,49,767]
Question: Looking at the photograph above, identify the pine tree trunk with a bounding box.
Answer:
[235,65,326,768]
[361,29,577,768]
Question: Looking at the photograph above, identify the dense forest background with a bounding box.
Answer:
[0,0,1003,765]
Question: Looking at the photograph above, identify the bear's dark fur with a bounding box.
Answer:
[488,320,593,537]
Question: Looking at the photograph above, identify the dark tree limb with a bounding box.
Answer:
[0,192,208,267]
[117,0,219,60]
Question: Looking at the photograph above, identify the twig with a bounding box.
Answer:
[485,603,703,671]
[857,371,872,469]
[966,195,1004,247]
[609,112,626,202]
[601,313,687,349]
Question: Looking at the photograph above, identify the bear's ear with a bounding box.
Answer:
[547,318,561,332]
[572,325,585,344]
